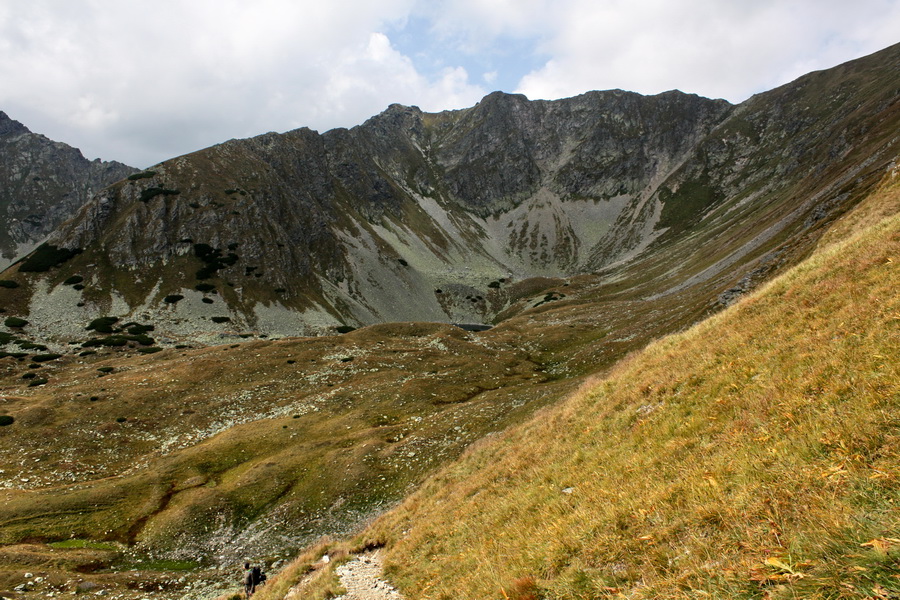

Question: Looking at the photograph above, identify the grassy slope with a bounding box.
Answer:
[359,177,900,599]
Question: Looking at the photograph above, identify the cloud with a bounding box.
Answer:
[0,0,897,167]
[514,0,900,102]
[0,0,483,167]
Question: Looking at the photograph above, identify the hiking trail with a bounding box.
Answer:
[284,550,404,600]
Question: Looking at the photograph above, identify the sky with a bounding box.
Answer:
[0,1,898,169]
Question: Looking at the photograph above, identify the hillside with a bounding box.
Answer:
[0,111,136,270]
[343,174,900,599]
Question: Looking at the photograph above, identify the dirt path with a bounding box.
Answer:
[332,550,404,600]
[283,550,404,600]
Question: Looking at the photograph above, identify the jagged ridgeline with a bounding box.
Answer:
[0,112,136,271]
[0,39,898,600]
[4,43,899,342]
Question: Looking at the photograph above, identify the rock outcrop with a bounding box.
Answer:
[0,111,136,269]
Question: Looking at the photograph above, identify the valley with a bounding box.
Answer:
[0,42,897,599]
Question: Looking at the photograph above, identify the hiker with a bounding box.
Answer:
[243,562,266,597]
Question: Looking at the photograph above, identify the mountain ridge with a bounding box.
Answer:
[8,38,898,344]
[0,110,136,270]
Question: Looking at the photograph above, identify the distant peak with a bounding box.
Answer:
[480,91,529,103]
[0,111,30,137]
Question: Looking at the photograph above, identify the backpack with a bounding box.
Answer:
[252,566,266,586]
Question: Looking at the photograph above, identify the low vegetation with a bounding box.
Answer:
[17,243,81,272]
[127,170,158,181]
[138,187,180,203]
[360,183,900,599]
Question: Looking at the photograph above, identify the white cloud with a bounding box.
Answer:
[0,0,896,168]
[0,0,482,167]
[514,0,900,102]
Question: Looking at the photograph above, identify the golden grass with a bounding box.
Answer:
[360,181,900,599]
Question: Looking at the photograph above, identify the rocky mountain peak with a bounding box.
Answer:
[0,110,30,137]
[0,114,136,269]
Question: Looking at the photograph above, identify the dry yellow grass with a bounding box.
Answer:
[360,179,900,598]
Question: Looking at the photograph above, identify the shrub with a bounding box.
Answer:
[116,417,127,423]
[488,281,501,289]
[28,378,48,387]
[82,336,128,348]
[86,316,120,333]
[63,275,84,285]
[97,367,114,373]
[211,316,231,324]
[127,334,155,346]
[195,283,216,293]
[139,187,180,203]
[0,415,14,426]
[4,316,28,328]
[16,341,45,350]
[0,280,19,288]
[127,170,157,180]
[202,298,214,304]
[21,372,36,379]
[137,347,162,354]
[73,284,85,291]
[194,243,239,279]
[18,244,82,272]
[126,324,155,335]
[336,325,356,334]
[32,353,62,362]
[164,294,184,304]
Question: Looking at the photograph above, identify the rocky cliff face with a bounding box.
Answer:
[0,112,136,269]
[5,43,899,342]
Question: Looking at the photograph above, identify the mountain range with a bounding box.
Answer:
[1,42,896,344]
[0,41,897,600]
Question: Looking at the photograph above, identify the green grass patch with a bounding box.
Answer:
[49,538,119,550]
[135,559,199,572]
[127,171,157,181]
